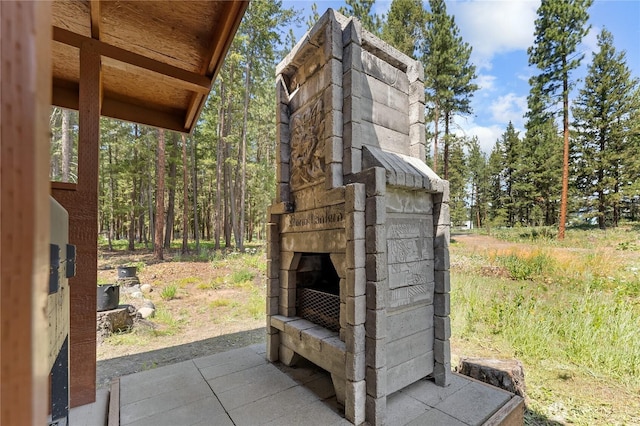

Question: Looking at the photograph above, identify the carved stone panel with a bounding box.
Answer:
[290,99,325,189]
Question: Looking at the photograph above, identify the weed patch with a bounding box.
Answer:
[231,269,255,285]
[175,276,200,287]
[160,285,178,301]
[450,229,640,424]
[209,299,237,309]
[494,251,553,280]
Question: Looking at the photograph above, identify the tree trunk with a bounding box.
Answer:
[215,80,225,250]
[128,144,138,251]
[61,108,72,182]
[147,135,155,247]
[107,143,114,251]
[433,102,439,174]
[228,142,240,249]
[164,133,178,249]
[237,60,251,252]
[154,129,166,260]
[613,175,620,227]
[138,180,145,245]
[181,134,190,254]
[444,111,450,180]
[558,60,570,240]
[221,71,233,249]
[191,137,200,254]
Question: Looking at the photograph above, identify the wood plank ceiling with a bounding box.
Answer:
[51,0,248,133]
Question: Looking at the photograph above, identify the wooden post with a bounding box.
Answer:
[51,41,101,407]
[1,2,52,424]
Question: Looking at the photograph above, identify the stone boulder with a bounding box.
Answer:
[138,307,155,319]
[456,358,526,399]
[96,305,137,343]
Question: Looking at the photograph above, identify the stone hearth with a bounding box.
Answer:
[266,10,451,425]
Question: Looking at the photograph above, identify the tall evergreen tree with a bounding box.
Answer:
[527,0,592,238]
[380,0,426,59]
[487,139,507,226]
[500,122,522,226]
[519,116,563,226]
[467,137,488,228]
[422,0,477,179]
[339,0,384,34]
[154,129,166,260]
[447,138,468,226]
[572,28,640,228]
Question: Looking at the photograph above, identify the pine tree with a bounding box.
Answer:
[527,0,592,238]
[446,138,467,226]
[380,0,426,59]
[572,28,640,228]
[422,0,477,179]
[500,122,522,226]
[519,116,563,226]
[339,0,383,34]
[487,140,507,226]
[467,137,488,228]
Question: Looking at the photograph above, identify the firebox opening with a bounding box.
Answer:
[296,253,340,332]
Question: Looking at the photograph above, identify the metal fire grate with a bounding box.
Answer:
[297,288,340,332]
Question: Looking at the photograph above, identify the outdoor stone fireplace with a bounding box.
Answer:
[266,10,451,425]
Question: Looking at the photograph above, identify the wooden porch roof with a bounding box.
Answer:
[51,0,248,133]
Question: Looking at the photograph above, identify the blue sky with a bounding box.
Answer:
[282,0,640,153]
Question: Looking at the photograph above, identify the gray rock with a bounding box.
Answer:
[140,284,152,293]
[130,291,144,299]
[138,307,155,319]
[141,299,155,310]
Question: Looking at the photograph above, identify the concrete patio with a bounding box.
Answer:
[78,343,523,425]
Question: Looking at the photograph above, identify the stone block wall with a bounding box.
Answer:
[267,9,451,425]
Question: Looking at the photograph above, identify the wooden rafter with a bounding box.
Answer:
[89,0,101,39]
[53,27,211,95]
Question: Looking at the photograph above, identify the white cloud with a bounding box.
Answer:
[475,74,497,92]
[452,120,503,153]
[581,24,599,59]
[448,0,540,70]
[451,112,526,154]
[489,93,527,126]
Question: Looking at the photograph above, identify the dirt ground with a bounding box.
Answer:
[96,250,266,388]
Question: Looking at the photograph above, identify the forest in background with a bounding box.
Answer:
[49,0,640,256]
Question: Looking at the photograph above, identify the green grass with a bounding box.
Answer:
[231,269,255,285]
[245,287,266,319]
[494,251,554,280]
[208,299,238,309]
[451,226,640,424]
[175,276,200,287]
[160,284,178,301]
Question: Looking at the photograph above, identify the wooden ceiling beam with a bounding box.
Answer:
[102,97,186,133]
[53,27,211,95]
[183,1,247,131]
[52,80,187,133]
[89,0,101,39]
